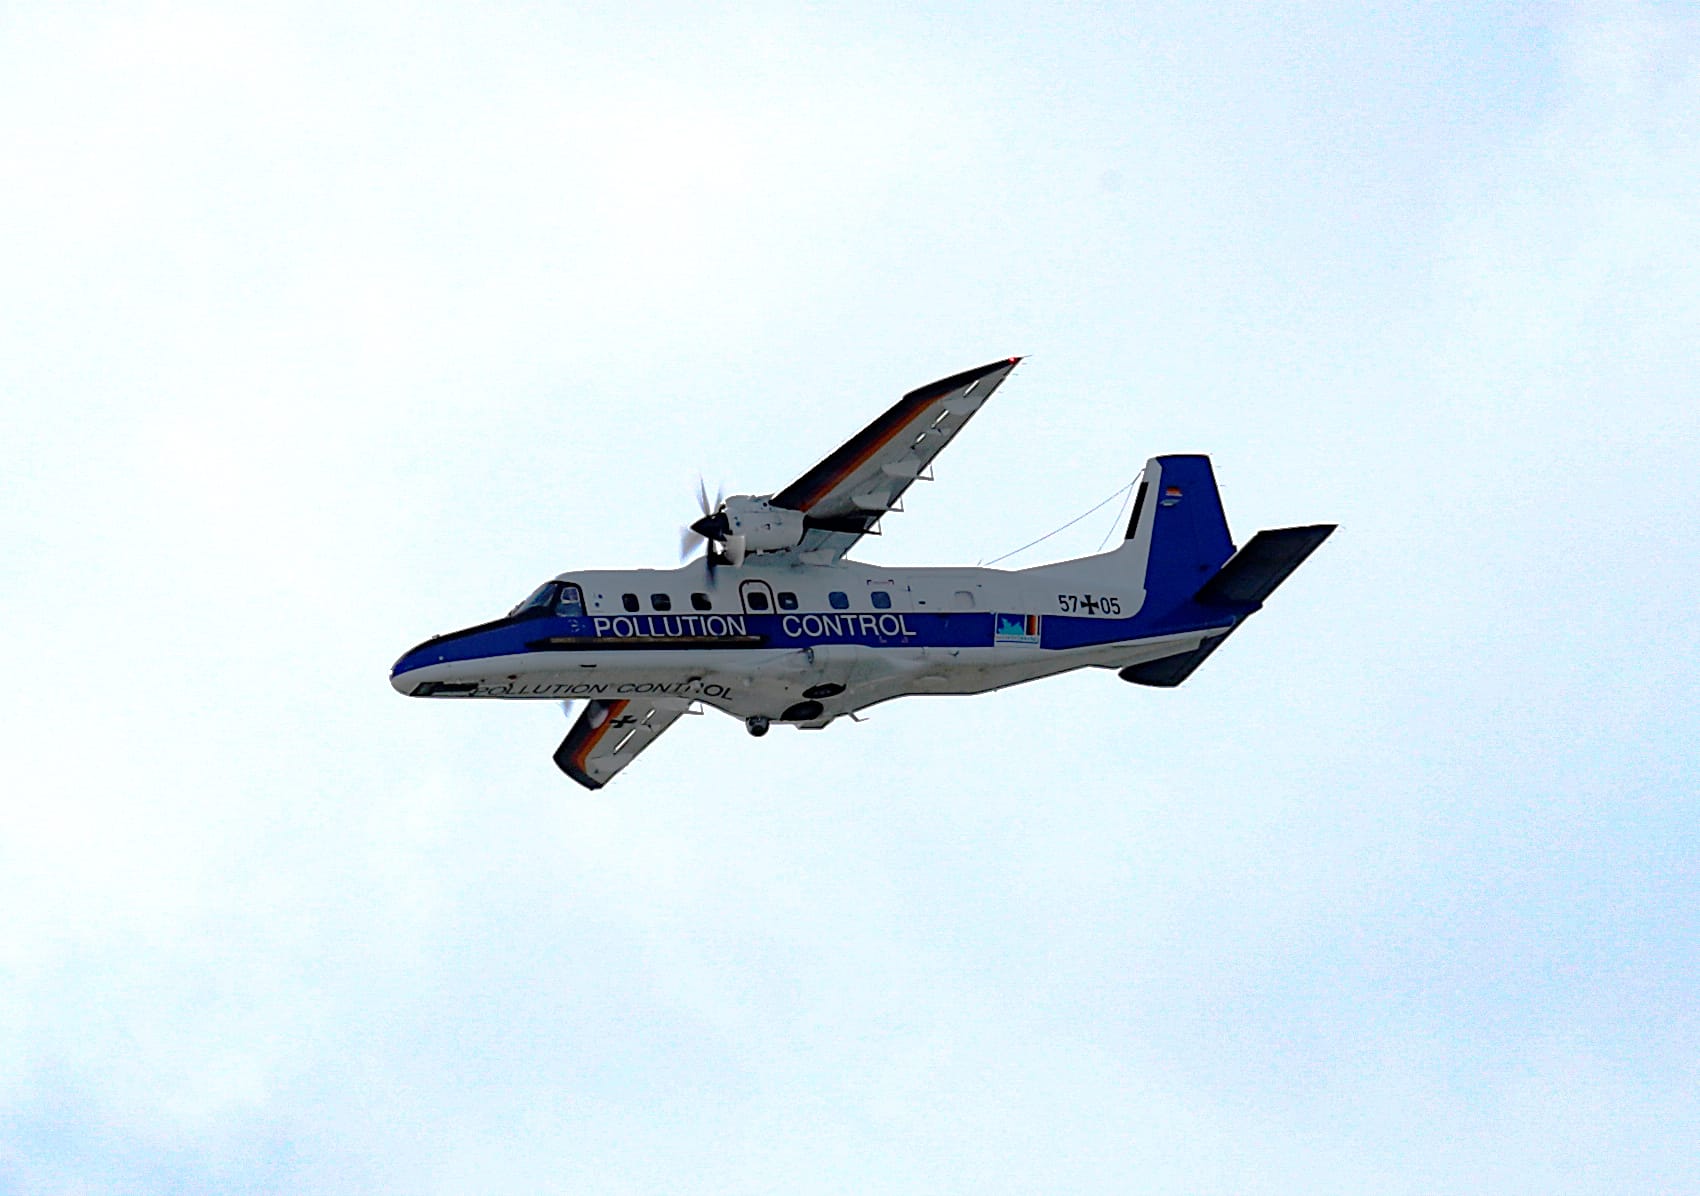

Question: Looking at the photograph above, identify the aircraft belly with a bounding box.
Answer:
[396,649,744,706]
[827,632,1223,706]
[396,628,1231,729]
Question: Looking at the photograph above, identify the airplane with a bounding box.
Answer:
[391,358,1334,789]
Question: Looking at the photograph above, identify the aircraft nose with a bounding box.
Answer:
[390,638,444,694]
[390,660,420,695]
[390,616,516,696]
[389,630,488,696]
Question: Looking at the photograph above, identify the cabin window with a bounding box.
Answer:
[621,593,640,612]
[829,591,849,610]
[650,593,672,611]
[746,590,771,612]
[870,591,892,610]
[691,592,712,611]
[554,584,586,618]
[778,591,799,610]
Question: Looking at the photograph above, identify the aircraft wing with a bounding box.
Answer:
[771,357,1022,562]
[552,698,685,790]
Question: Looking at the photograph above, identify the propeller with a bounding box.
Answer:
[679,476,727,571]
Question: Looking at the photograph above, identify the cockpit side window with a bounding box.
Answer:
[554,583,586,618]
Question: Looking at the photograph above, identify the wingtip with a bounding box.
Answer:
[552,742,605,790]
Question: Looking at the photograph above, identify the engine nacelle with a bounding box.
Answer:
[720,495,806,553]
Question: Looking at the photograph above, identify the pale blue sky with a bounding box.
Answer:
[2,3,1697,1192]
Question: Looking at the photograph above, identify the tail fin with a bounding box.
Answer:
[1114,453,1335,687]
[1120,455,1236,615]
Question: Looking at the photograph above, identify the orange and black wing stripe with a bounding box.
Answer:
[772,358,1019,513]
[552,699,631,790]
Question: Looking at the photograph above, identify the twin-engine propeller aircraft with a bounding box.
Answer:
[392,358,1334,789]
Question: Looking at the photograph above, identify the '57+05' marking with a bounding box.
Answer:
[1056,593,1121,615]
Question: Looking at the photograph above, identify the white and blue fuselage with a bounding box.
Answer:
[390,550,1234,727]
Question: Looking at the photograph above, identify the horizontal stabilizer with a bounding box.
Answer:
[1122,523,1333,688]
[1195,524,1335,607]
[1119,633,1229,688]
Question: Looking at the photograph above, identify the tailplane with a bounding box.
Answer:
[1111,454,1334,686]
[1194,524,1337,607]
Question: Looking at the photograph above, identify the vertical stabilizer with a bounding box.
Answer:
[1120,455,1235,616]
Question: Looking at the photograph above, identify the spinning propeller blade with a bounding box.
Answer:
[679,525,706,561]
[686,475,730,575]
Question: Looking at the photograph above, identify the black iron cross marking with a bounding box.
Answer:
[1082,595,1101,614]
[608,714,639,729]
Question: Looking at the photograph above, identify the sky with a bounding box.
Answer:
[2,2,1698,1192]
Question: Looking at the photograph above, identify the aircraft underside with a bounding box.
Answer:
[402,627,1224,728]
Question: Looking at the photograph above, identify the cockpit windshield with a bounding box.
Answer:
[509,581,561,617]
[508,580,587,619]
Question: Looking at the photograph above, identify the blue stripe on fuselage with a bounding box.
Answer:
[393,611,990,677]
[391,606,1244,679]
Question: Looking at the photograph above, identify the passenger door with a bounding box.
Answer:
[738,579,777,616]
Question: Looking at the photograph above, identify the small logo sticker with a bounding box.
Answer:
[995,613,1041,644]
[1161,486,1183,507]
